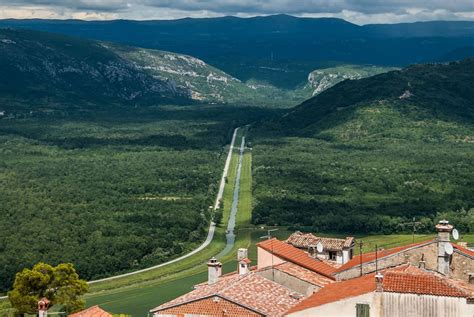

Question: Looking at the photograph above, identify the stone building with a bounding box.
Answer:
[286,231,355,265]
[334,220,474,283]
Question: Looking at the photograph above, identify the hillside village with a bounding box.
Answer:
[0,4,473,317]
[34,220,473,317]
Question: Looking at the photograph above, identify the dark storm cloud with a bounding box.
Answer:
[0,0,131,11]
[2,0,474,14]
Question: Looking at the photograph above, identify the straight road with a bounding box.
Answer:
[216,136,245,259]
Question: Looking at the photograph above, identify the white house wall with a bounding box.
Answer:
[287,292,378,317]
[382,293,474,317]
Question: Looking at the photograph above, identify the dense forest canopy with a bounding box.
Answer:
[0,106,274,292]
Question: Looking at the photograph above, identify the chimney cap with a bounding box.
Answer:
[436,220,453,232]
[207,257,222,267]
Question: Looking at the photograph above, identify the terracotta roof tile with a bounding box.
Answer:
[257,238,336,279]
[383,270,474,298]
[335,239,433,273]
[286,232,354,251]
[69,306,112,317]
[153,296,262,316]
[151,272,303,316]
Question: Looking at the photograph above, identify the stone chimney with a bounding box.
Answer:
[436,220,453,275]
[38,298,50,317]
[375,273,384,292]
[238,258,251,275]
[207,257,222,285]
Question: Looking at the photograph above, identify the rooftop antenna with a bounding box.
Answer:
[375,244,378,274]
[358,240,364,277]
[260,228,278,281]
[402,217,422,243]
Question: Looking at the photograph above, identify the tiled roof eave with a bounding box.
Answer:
[382,289,469,298]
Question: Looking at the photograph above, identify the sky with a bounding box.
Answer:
[0,0,473,24]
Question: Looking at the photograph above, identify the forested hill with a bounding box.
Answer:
[0,28,187,110]
[0,28,275,114]
[251,59,474,234]
[266,59,474,135]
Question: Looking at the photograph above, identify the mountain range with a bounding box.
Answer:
[1,15,473,88]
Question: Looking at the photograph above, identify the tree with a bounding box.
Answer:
[8,262,88,315]
[214,209,223,225]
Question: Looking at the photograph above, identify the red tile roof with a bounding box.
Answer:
[153,296,262,316]
[288,265,474,314]
[69,306,112,317]
[383,271,473,298]
[286,232,354,251]
[335,239,433,272]
[257,238,336,279]
[151,272,304,316]
[453,243,474,257]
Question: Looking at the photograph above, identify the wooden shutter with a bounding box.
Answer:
[356,303,370,317]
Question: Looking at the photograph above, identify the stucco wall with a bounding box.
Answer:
[451,251,474,282]
[287,292,377,317]
[257,246,286,269]
[287,292,474,317]
[257,268,320,296]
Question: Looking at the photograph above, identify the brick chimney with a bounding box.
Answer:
[207,257,222,285]
[375,273,384,292]
[238,258,251,275]
[436,220,453,275]
[38,298,50,317]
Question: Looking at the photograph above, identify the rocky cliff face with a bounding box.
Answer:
[112,45,251,103]
[307,65,397,96]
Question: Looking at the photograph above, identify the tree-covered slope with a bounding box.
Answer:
[272,59,474,133]
[251,59,474,234]
[0,28,187,111]
[0,28,282,115]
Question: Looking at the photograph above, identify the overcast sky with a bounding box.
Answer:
[0,0,473,24]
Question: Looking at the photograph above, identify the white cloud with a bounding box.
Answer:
[0,0,473,23]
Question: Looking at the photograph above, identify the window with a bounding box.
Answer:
[328,251,337,261]
[356,303,370,317]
